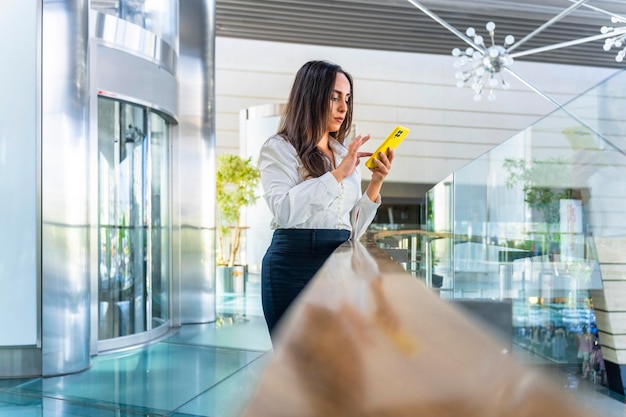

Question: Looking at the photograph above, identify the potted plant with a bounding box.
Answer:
[215,153,260,293]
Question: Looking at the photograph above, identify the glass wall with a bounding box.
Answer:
[424,68,626,366]
[424,175,454,294]
[149,112,170,327]
[97,96,170,341]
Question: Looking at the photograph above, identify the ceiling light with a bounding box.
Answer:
[407,0,625,101]
[452,22,514,101]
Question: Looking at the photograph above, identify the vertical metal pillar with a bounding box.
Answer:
[41,0,91,375]
[176,0,217,323]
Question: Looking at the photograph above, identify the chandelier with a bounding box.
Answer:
[572,0,626,62]
[407,0,626,101]
[451,22,515,101]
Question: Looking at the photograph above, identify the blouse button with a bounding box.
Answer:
[337,181,344,228]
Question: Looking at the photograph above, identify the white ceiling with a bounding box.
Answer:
[215,0,626,69]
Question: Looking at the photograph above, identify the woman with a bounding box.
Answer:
[258,60,395,337]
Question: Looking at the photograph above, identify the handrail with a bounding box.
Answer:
[239,238,593,417]
[373,228,453,241]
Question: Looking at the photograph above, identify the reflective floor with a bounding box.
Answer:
[1,276,625,416]
[0,279,272,417]
[512,346,626,417]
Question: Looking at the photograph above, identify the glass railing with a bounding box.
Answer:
[412,69,626,375]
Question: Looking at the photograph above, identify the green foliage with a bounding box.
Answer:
[216,154,260,225]
[503,156,574,245]
[503,156,573,224]
[216,154,260,266]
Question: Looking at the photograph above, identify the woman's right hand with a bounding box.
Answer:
[332,134,371,182]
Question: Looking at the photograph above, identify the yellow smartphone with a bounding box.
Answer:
[365,125,410,169]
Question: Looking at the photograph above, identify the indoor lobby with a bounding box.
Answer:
[2,0,626,416]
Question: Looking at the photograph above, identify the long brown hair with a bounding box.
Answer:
[278,60,354,178]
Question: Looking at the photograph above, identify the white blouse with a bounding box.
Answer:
[258,134,380,240]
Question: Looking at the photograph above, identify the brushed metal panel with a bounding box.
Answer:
[88,39,100,356]
[94,43,178,119]
[177,0,216,324]
[179,227,216,323]
[0,348,42,378]
[41,0,91,376]
[97,320,172,352]
[92,12,177,76]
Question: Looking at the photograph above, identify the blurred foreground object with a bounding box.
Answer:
[240,240,591,417]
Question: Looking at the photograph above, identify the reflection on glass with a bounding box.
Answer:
[97,96,170,341]
[425,175,453,295]
[149,112,170,326]
[91,0,178,48]
[419,70,626,367]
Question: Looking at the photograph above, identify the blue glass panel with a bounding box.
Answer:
[12,344,261,415]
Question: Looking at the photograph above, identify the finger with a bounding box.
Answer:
[378,149,395,167]
[355,151,373,168]
[378,151,390,165]
[352,134,370,150]
[369,158,383,170]
[349,135,364,152]
[376,160,389,175]
[371,157,390,175]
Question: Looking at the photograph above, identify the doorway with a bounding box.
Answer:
[97,96,171,349]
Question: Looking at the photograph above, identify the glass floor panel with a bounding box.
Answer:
[0,275,273,417]
[12,343,262,415]
[168,316,272,353]
[0,390,155,416]
[173,351,273,417]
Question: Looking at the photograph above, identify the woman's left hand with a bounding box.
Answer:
[368,147,394,184]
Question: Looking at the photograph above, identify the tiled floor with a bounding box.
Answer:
[1,277,625,416]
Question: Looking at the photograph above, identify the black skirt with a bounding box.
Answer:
[261,228,350,336]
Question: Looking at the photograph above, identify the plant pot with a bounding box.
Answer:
[216,265,247,294]
[432,273,444,289]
